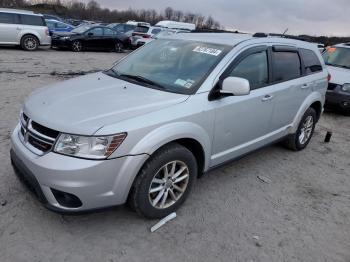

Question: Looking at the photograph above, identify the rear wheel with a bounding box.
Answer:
[21,35,39,51]
[128,143,197,219]
[115,42,124,53]
[72,40,83,52]
[284,107,316,151]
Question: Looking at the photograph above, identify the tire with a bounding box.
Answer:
[115,41,124,53]
[21,35,39,51]
[284,107,317,151]
[128,143,197,219]
[71,40,83,52]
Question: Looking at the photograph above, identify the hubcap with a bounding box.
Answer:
[148,161,189,209]
[25,37,36,50]
[299,115,314,145]
[115,43,123,52]
[73,41,82,51]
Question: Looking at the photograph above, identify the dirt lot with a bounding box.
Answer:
[0,47,349,262]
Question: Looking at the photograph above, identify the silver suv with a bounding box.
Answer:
[0,8,51,50]
[11,33,328,218]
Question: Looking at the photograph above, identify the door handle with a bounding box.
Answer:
[262,94,274,102]
[301,83,312,89]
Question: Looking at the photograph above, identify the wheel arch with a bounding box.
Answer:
[290,92,324,133]
[20,32,41,45]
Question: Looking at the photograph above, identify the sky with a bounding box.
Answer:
[87,0,350,36]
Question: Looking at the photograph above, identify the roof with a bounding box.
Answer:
[165,33,252,46]
[164,33,321,51]
[0,8,42,16]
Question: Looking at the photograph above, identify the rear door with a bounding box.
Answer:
[0,12,20,44]
[103,27,117,49]
[84,27,104,49]
[267,46,310,131]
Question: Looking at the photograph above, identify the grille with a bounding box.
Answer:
[19,113,59,155]
[328,83,338,91]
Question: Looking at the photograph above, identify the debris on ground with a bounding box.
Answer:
[257,175,272,184]
[0,198,7,206]
[151,212,177,232]
[324,131,333,143]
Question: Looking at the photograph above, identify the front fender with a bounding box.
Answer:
[290,91,325,133]
[129,122,212,170]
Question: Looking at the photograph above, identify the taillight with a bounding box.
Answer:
[143,35,151,38]
[45,27,49,36]
[327,73,331,82]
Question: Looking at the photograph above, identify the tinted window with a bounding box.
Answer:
[104,28,116,36]
[230,51,268,90]
[151,28,162,35]
[0,12,19,24]
[273,51,301,82]
[20,14,45,26]
[134,26,149,33]
[88,27,103,36]
[300,49,322,74]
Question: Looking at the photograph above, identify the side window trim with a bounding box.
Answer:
[219,45,271,90]
[270,45,303,84]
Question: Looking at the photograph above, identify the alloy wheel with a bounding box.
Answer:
[72,41,82,52]
[24,37,37,50]
[298,115,314,145]
[148,161,190,209]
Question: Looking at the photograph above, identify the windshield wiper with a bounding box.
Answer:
[326,63,350,69]
[118,74,166,89]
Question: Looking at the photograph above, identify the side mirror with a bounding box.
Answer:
[220,77,250,96]
[88,32,93,36]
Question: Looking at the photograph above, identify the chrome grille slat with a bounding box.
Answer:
[18,113,59,155]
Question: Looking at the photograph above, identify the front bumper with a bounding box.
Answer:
[51,38,71,49]
[326,86,350,111]
[11,124,149,213]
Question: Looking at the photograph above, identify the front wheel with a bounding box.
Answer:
[284,107,316,151]
[128,143,197,219]
[71,40,83,52]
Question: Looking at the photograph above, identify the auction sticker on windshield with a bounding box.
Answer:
[193,46,222,56]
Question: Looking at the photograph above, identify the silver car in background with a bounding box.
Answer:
[0,8,51,50]
[11,33,328,218]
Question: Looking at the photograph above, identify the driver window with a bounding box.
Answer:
[230,51,268,90]
[88,27,103,36]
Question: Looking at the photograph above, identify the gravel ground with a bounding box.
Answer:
[0,48,349,262]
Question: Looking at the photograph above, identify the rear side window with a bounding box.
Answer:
[20,14,45,26]
[300,49,322,74]
[0,12,19,24]
[229,51,269,90]
[104,28,116,36]
[272,51,301,82]
[151,28,162,35]
[134,26,149,33]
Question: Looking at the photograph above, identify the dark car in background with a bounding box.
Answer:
[51,25,125,52]
[323,44,350,115]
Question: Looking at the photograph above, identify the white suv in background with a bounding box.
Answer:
[0,8,51,51]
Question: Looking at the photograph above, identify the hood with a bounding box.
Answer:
[24,72,189,135]
[327,66,350,85]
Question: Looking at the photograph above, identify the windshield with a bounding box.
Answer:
[108,39,231,94]
[323,47,350,69]
[72,25,91,33]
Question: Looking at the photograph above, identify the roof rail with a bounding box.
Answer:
[253,32,268,37]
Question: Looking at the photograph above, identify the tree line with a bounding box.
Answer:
[0,0,222,29]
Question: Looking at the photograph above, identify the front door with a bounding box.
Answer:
[84,27,104,50]
[211,48,276,166]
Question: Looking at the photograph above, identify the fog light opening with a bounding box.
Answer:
[51,188,82,208]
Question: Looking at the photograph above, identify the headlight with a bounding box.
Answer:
[341,83,350,92]
[54,133,127,159]
[60,36,70,40]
